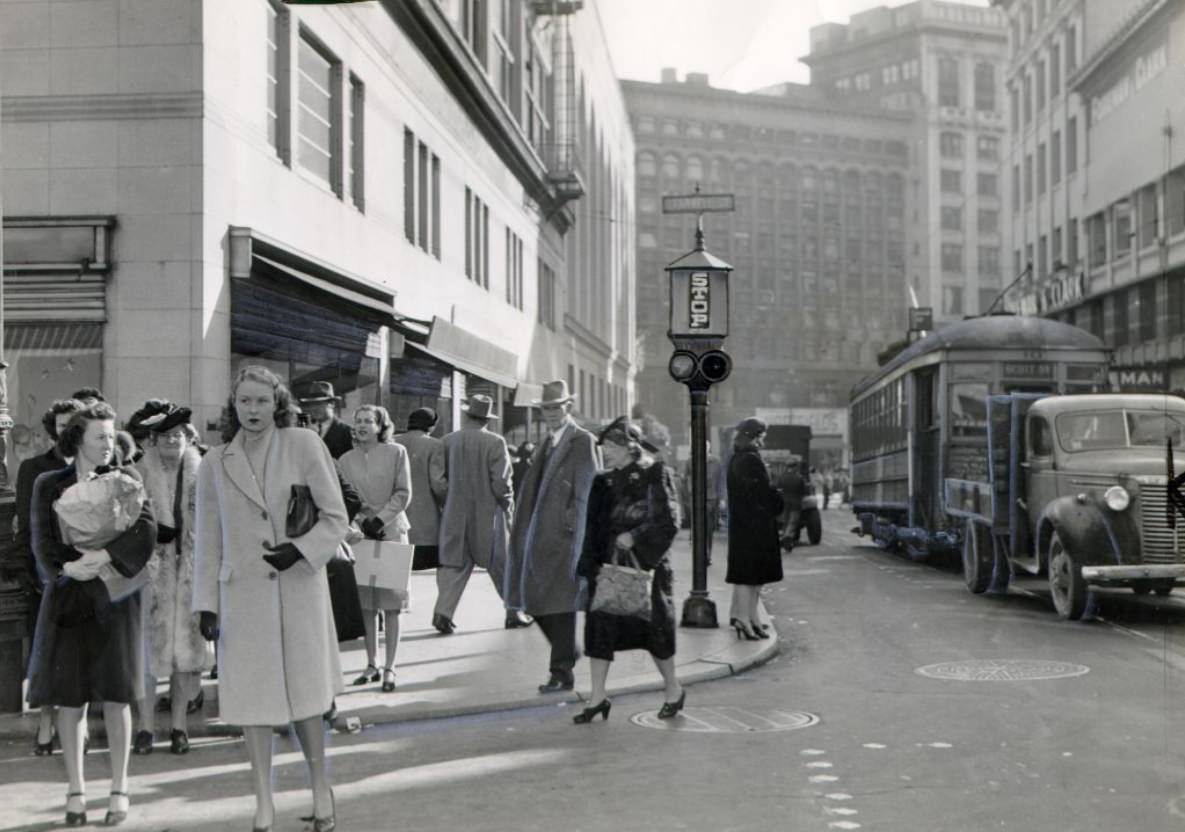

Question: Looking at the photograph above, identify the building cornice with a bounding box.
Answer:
[1,92,202,122]
[620,80,914,124]
[379,0,573,234]
[801,20,1006,67]
[1068,0,1168,91]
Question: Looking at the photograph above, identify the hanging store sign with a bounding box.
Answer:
[1090,41,1169,126]
[1108,366,1168,393]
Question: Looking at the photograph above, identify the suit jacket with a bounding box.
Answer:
[394,430,448,547]
[438,423,513,571]
[192,428,349,726]
[505,422,599,615]
[316,418,354,459]
[13,448,68,589]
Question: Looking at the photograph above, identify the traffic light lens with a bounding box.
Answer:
[668,352,698,382]
[699,350,732,383]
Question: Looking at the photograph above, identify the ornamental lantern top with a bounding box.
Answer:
[665,216,732,341]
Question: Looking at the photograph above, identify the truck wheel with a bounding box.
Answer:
[1153,581,1174,597]
[1048,532,1088,620]
[806,511,822,545]
[1131,583,1152,596]
[962,518,992,594]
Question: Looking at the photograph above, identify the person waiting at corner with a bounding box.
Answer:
[193,366,349,832]
[338,405,412,693]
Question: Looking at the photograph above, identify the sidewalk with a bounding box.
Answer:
[0,531,777,740]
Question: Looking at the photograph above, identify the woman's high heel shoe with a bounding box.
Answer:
[65,792,87,827]
[573,699,612,724]
[730,618,760,641]
[657,690,687,719]
[749,621,770,639]
[33,726,55,756]
[352,664,380,686]
[381,668,396,693]
[312,789,336,832]
[104,790,129,826]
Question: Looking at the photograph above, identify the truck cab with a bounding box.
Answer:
[962,393,1185,619]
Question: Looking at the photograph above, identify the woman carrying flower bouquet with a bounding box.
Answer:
[193,366,349,832]
[130,401,211,756]
[573,417,683,725]
[27,401,158,827]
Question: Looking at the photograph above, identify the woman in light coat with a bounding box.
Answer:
[193,366,348,832]
[338,405,412,692]
[132,401,211,756]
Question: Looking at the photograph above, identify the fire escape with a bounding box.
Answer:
[531,1,585,206]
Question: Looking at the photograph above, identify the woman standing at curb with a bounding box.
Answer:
[574,417,683,724]
[338,404,412,693]
[193,366,348,832]
[725,417,784,641]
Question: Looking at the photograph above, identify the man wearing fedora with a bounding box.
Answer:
[506,380,599,693]
[299,381,353,459]
[434,394,521,632]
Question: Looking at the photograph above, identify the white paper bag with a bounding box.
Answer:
[352,540,414,609]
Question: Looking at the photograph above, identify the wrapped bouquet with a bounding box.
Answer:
[54,469,149,605]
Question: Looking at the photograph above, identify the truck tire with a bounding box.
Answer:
[962,518,992,594]
[806,510,822,545]
[1153,581,1174,597]
[1048,532,1088,620]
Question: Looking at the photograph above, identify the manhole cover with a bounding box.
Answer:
[629,706,819,732]
[915,659,1090,681]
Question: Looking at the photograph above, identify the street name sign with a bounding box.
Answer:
[662,193,735,214]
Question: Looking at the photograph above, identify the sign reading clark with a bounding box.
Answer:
[1090,41,1169,126]
[1015,269,1086,317]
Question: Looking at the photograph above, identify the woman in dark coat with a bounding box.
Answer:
[28,401,157,826]
[574,417,684,724]
[725,417,784,641]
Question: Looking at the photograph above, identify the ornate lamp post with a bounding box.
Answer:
[665,213,733,628]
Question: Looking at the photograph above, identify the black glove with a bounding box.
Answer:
[199,611,220,642]
[360,516,386,540]
[157,524,177,544]
[262,542,304,572]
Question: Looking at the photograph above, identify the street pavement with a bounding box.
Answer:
[6,505,1185,831]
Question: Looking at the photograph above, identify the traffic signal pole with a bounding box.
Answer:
[682,385,716,627]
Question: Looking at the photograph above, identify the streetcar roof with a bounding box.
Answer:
[850,315,1106,399]
[1029,393,1185,416]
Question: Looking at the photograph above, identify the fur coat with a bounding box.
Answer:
[138,445,212,678]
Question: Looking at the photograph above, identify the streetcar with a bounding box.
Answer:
[847,313,1109,562]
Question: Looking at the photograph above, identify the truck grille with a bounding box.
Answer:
[1139,484,1184,563]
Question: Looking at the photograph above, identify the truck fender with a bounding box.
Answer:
[1034,497,1141,572]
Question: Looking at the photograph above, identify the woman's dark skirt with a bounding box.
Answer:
[583,559,676,662]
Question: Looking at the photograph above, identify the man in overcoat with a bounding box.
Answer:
[505,381,599,693]
[299,381,354,459]
[434,395,519,632]
[394,408,449,575]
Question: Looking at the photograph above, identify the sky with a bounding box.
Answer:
[596,0,990,92]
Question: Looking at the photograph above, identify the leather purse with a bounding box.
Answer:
[286,485,318,538]
[589,546,652,621]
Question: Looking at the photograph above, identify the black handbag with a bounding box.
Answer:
[286,485,318,538]
[326,546,365,642]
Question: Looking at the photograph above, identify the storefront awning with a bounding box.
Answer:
[404,317,519,389]
[252,255,397,321]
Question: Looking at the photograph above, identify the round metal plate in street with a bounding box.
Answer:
[915,659,1090,681]
[629,706,819,733]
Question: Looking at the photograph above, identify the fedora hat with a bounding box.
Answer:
[299,380,340,404]
[460,394,499,421]
[531,379,575,407]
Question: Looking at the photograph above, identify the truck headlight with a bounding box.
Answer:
[1104,486,1130,512]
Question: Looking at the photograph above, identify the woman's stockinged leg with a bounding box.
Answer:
[38,705,55,745]
[588,657,611,704]
[292,715,332,818]
[242,726,275,829]
[171,672,200,733]
[102,703,132,795]
[652,655,684,701]
[382,610,401,670]
[362,612,378,669]
[57,705,87,798]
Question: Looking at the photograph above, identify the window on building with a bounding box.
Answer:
[522,31,551,155]
[1010,85,1019,129]
[1066,24,1077,71]
[974,62,995,111]
[1050,42,1061,96]
[1036,59,1046,111]
[1068,217,1079,266]
[940,131,964,158]
[942,206,963,231]
[976,135,999,160]
[348,74,364,210]
[1052,225,1062,265]
[417,141,429,249]
[1066,116,1078,173]
[977,209,999,233]
[637,152,656,177]
[297,31,341,193]
[662,154,679,179]
[1168,164,1185,236]
[1112,289,1130,347]
[491,0,516,107]
[465,187,489,288]
[978,172,998,197]
[943,285,964,315]
[505,228,524,310]
[1014,248,1022,276]
[938,57,960,107]
[1114,200,1133,258]
[978,246,1000,275]
[1138,184,1158,248]
[1137,281,1157,342]
[686,156,703,183]
[1038,234,1048,278]
[266,0,290,161]
[1026,242,1034,271]
[940,169,962,194]
[1078,298,1102,338]
[403,129,415,243]
[1023,73,1032,125]
[1037,142,1046,195]
[1088,212,1106,267]
[1024,154,1033,202]
[1050,129,1061,186]
[1012,164,1020,209]
[941,243,964,271]
[461,0,488,65]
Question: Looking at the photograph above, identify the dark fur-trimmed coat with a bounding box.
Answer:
[137,445,212,678]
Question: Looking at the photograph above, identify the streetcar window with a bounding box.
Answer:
[950,383,989,439]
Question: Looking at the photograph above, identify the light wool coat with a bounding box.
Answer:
[505,422,599,616]
[438,422,513,571]
[138,445,212,678]
[393,430,447,547]
[193,428,349,726]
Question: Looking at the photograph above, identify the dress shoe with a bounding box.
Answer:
[187,689,205,714]
[505,610,534,629]
[573,699,611,724]
[381,669,396,693]
[657,689,687,719]
[33,726,55,756]
[104,790,129,826]
[132,729,154,755]
[432,613,456,635]
[65,792,86,826]
[301,789,336,832]
[170,729,189,755]
[538,673,575,694]
[352,664,380,686]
